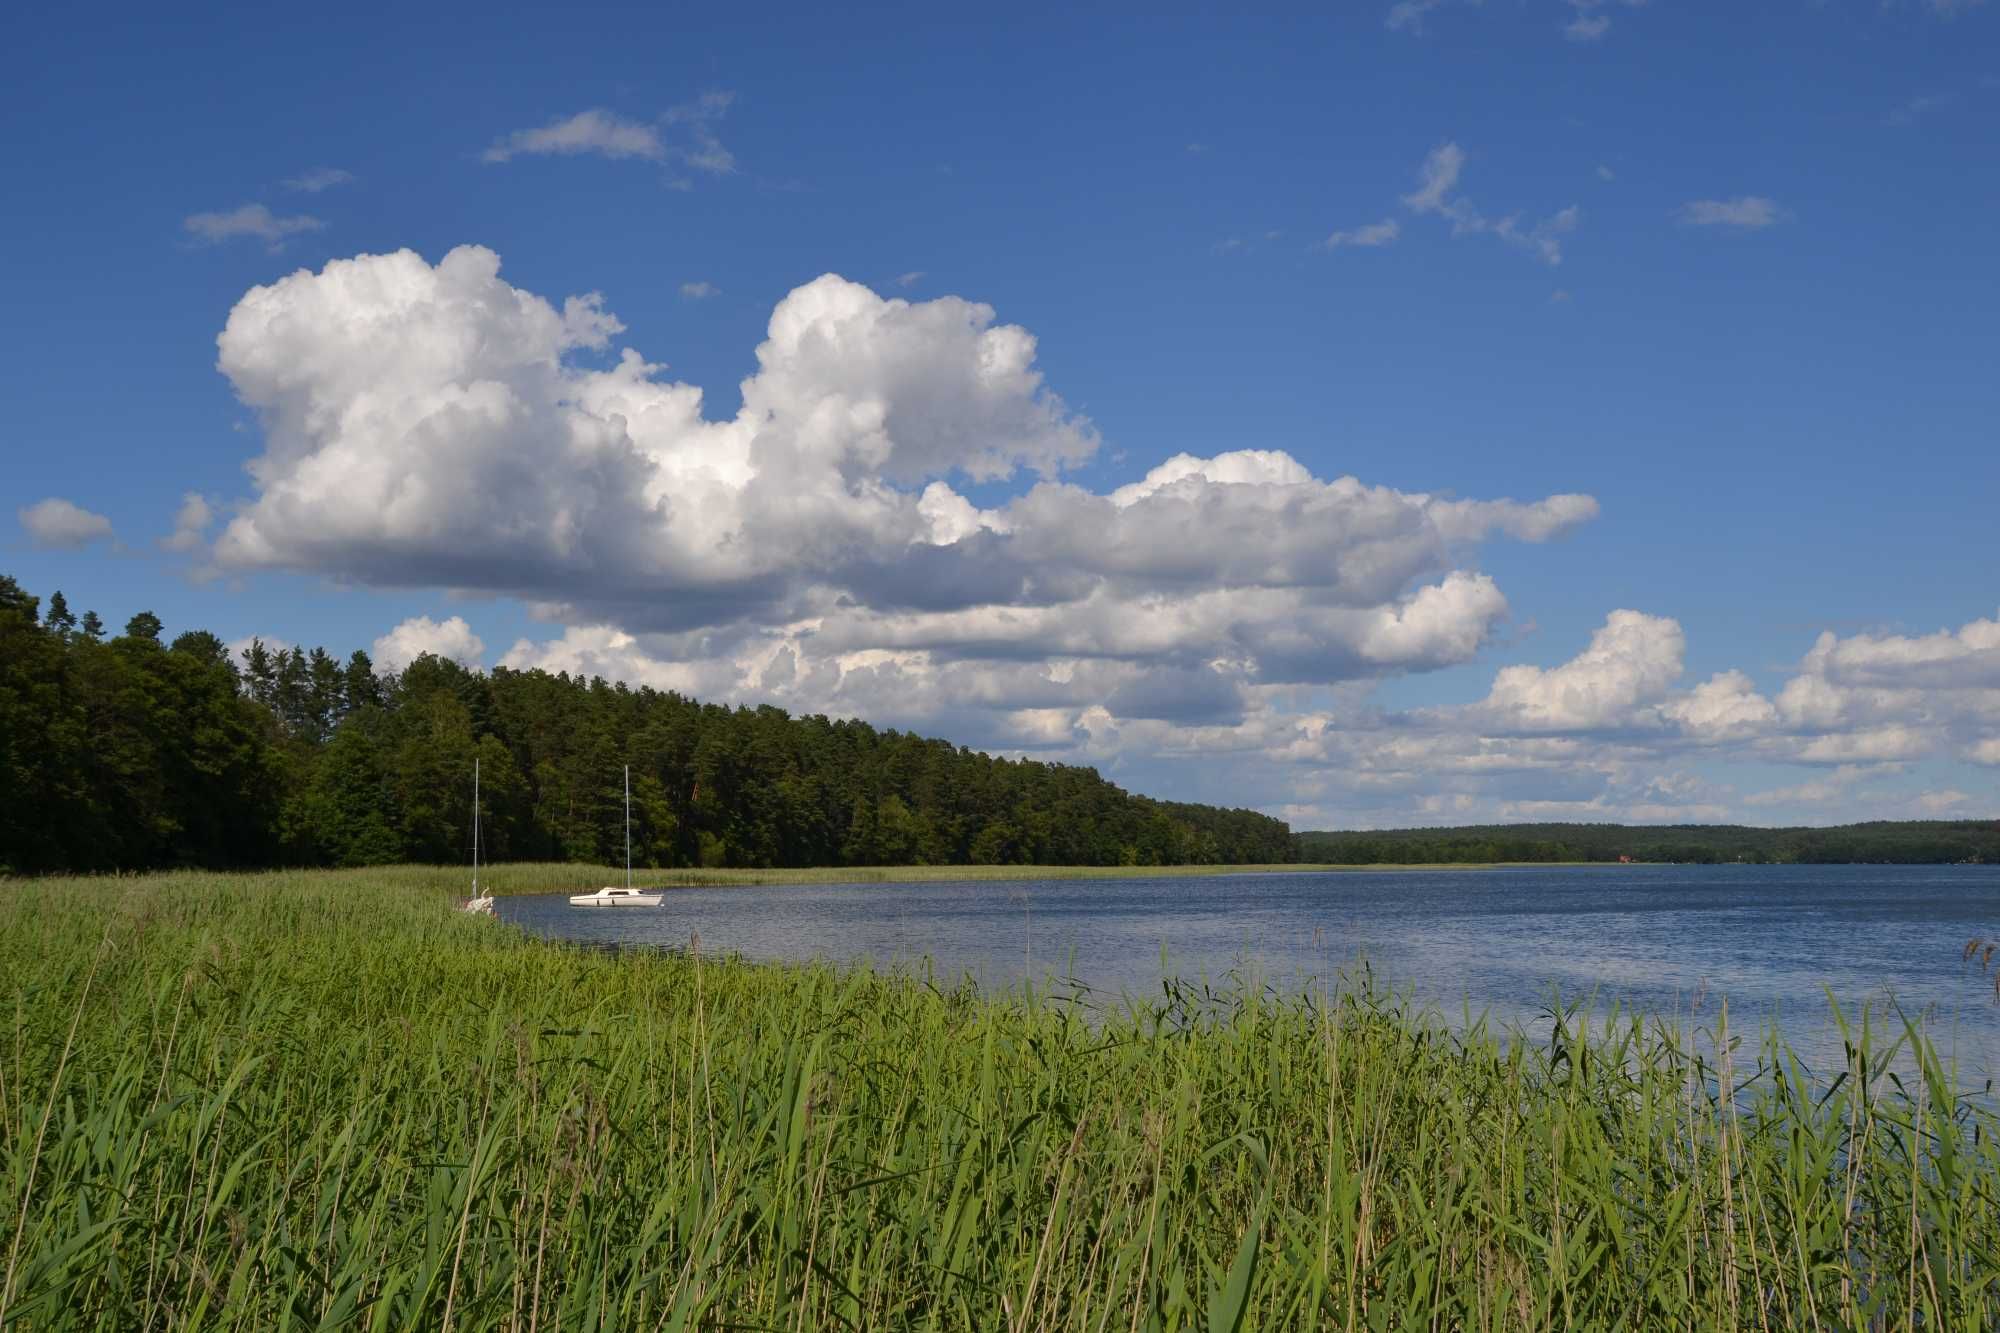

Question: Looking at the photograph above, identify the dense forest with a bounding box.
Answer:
[1297,821,2000,866]
[0,576,1294,875]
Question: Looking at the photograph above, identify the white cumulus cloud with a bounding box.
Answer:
[207,244,1603,763]
[198,244,2000,829]
[373,615,487,671]
[1482,609,1685,729]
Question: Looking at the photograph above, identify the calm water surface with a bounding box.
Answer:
[497,864,2000,1075]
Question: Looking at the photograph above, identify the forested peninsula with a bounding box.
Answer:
[0,576,1293,875]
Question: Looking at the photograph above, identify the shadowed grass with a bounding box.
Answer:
[3,868,1996,1328]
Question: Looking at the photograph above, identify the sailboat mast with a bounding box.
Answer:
[624,764,632,890]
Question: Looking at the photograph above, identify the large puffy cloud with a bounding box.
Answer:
[218,246,1988,828]
[215,246,1594,714]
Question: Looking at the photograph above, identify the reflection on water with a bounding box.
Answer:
[496,863,2000,1077]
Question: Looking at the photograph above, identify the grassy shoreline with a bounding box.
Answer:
[6,859,1597,897]
[4,868,1996,1327]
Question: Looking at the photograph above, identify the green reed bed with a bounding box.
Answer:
[3,870,1997,1329]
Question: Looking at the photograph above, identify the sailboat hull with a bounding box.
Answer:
[568,889,663,907]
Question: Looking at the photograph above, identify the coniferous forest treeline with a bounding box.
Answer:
[0,576,1295,875]
[1296,821,2000,866]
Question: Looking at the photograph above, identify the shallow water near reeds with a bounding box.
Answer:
[498,862,2000,1076]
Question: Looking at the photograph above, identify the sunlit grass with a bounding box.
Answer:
[3,868,1996,1328]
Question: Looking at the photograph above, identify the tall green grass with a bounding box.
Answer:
[3,869,1997,1328]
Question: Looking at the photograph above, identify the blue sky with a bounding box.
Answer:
[5,0,1997,828]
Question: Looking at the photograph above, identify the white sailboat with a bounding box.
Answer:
[570,765,663,907]
[463,757,495,915]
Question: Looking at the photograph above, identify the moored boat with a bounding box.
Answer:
[462,758,495,916]
[569,765,663,908]
[567,886,664,907]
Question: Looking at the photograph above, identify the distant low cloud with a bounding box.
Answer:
[1596,164,1616,181]
[373,615,486,671]
[1402,143,1466,214]
[1886,92,1955,127]
[283,167,355,193]
[183,204,325,249]
[1385,0,1448,32]
[1323,218,1400,250]
[1212,230,1282,256]
[679,281,719,300]
[1677,196,1785,229]
[18,497,114,550]
[662,92,736,174]
[1402,142,1579,265]
[1390,0,1648,40]
[160,492,214,553]
[483,109,665,164]
[484,95,736,179]
[896,271,926,288]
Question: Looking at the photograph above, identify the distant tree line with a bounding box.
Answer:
[1296,821,2000,866]
[0,575,1295,875]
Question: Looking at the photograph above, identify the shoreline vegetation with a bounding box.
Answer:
[1299,820,2000,867]
[5,869,1999,1326]
[0,575,1292,879]
[5,861,1592,896]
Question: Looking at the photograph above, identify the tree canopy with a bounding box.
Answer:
[0,575,1294,875]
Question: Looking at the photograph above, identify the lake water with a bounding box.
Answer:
[496,864,2000,1077]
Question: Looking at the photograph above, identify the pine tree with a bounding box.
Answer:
[241,639,276,705]
[343,650,382,711]
[44,590,75,637]
[79,610,104,641]
[306,647,344,740]
[274,647,310,736]
[124,610,163,641]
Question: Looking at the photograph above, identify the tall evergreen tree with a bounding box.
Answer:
[44,590,75,637]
